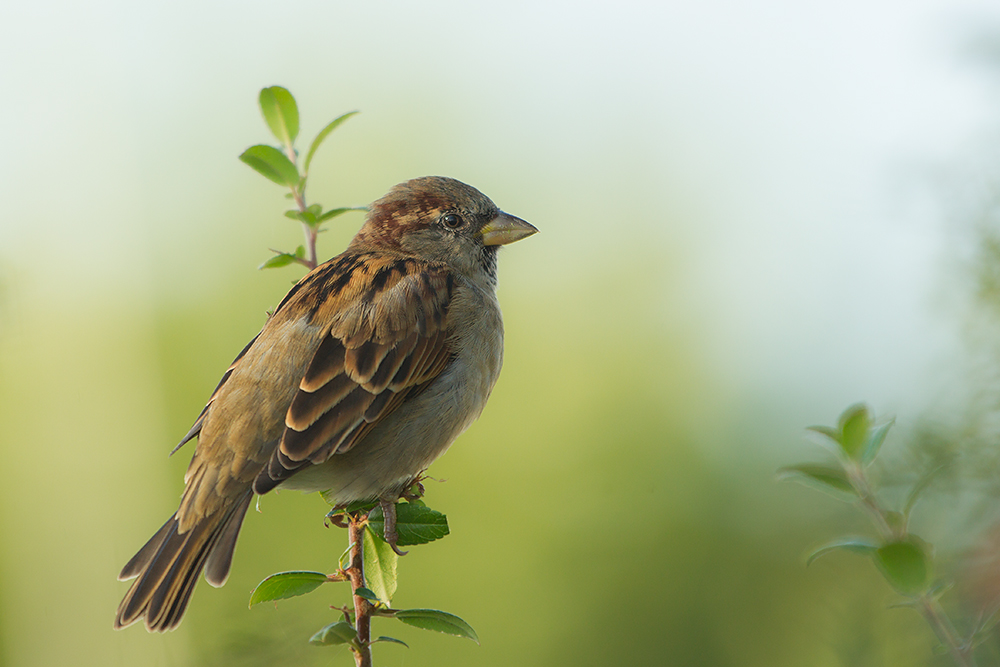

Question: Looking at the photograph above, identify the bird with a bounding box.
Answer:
[115,176,537,632]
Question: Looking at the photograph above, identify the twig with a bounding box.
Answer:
[346,514,373,667]
[282,141,318,270]
[919,596,976,667]
[847,462,977,666]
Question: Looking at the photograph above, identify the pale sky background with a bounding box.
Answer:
[3,0,999,426]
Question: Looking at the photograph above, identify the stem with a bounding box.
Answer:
[346,515,373,667]
[845,463,895,540]
[301,222,318,269]
[282,144,318,270]
[846,463,976,666]
[919,596,976,667]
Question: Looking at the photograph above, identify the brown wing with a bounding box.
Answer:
[253,260,455,494]
[170,333,261,455]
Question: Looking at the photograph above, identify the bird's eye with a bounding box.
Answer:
[441,213,463,229]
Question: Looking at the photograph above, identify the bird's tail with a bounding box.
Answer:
[114,491,253,632]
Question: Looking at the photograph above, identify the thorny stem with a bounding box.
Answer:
[346,515,373,667]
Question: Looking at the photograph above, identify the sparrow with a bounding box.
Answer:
[115,176,537,632]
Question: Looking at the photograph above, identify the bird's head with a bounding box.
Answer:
[352,176,537,282]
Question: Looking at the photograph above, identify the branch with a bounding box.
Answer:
[346,514,373,667]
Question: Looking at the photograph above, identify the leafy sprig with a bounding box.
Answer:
[239,86,365,271]
[249,486,477,665]
[781,404,992,666]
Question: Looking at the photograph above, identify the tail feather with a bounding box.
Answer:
[115,491,252,632]
[118,515,173,582]
[205,492,252,586]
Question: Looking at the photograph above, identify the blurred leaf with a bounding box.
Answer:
[806,537,878,566]
[838,403,872,460]
[875,539,930,596]
[284,209,317,225]
[249,571,329,607]
[861,418,894,465]
[903,464,945,521]
[239,144,300,187]
[306,203,322,217]
[258,251,299,270]
[259,86,299,148]
[806,424,841,444]
[362,526,398,605]
[372,636,409,647]
[304,111,359,175]
[309,621,358,647]
[316,206,368,223]
[354,586,379,602]
[368,503,450,546]
[394,609,479,643]
[777,463,856,499]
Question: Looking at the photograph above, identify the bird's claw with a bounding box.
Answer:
[378,498,409,556]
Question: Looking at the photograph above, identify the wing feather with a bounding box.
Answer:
[252,261,455,492]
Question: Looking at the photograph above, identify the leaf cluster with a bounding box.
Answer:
[779,405,931,594]
[249,497,477,659]
[780,404,995,664]
[239,86,365,270]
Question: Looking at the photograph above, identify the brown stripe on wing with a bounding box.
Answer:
[252,265,455,494]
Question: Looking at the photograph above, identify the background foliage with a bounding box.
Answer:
[3,1,1000,666]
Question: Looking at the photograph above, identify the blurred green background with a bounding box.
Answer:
[4,1,1000,665]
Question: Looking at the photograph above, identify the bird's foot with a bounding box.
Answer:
[378,497,408,556]
[401,477,426,501]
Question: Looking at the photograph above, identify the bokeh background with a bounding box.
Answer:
[4,1,1000,665]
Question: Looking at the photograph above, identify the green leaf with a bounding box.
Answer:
[239,144,300,187]
[368,503,450,547]
[259,86,299,148]
[309,621,358,646]
[372,636,409,648]
[806,537,878,566]
[316,206,368,223]
[838,403,872,459]
[875,539,930,596]
[249,571,329,607]
[362,526,398,605]
[303,111,359,175]
[258,252,299,270]
[354,586,380,602]
[861,418,894,465]
[394,609,479,643]
[777,463,856,499]
[284,208,317,225]
[806,424,841,444]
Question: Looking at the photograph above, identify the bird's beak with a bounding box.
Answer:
[479,212,538,246]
